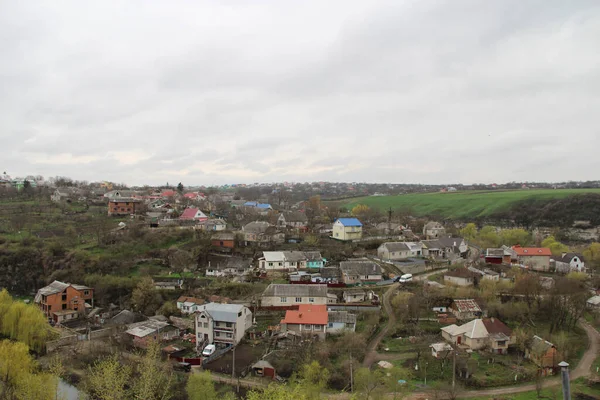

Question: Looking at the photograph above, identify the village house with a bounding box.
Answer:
[176,296,205,314]
[242,221,285,245]
[126,317,179,348]
[196,219,227,231]
[327,311,357,333]
[179,207,208,222]
[195,303,253,347]
[343,289,367,303]
[332,218,363,241]
[554,253,586,273]
[205,256,251,278]
[304,251,325,269]
[526,335,560,375]
[261,284,336,308]
[51,187,81,203]
[468,266,500,281]
[153,278,183,290]
[587,295,600,309]
[243,202,273,215]
[441,317,513,354]
[280,304,328,340]
[258,251,313,271]
[104,190,139,199]
[339,260,383,285]
[443,268,478,287]
[375,222,406,236]
[512,245,552,271]
[108,198,141,216]
[377,242,411,260]
[211,232,236,250]
[277,211,308,230]
[34,280,94,323]
[423,221,446,239]
[449,299,483,320]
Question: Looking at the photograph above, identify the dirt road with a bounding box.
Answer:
[362,282,399,367]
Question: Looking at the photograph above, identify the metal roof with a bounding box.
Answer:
[198,303,246,323]
[336,218,362,227]
[262,284,329,298]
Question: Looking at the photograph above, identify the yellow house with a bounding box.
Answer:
[332,218,363,241]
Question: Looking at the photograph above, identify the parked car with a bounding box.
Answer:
[398,273,413,283]
[202,344,216,357]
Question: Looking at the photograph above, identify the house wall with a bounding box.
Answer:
[333,222,362,241]
[441,331,458,344]
[211,239,234,248]
[327,322,356,334]
[306,261,324,269]
[39,286,93,318]
[343,293,366,303]
[443,276,473,287]
[482,274,499,281]
[519,255,551,271]
[465,336,486,350]
[282,323,326,339]
[377,247,410,260]
[261,295,328,307]
[108,201,138,216]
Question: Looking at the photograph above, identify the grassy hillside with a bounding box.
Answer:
[334,189,600,219]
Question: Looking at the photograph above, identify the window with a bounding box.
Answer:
[203,323,208,328]
[226,322,233,328]
[238,312,242,317]
[226,333,233,338]
[295,297,302,303]
[309,298,314,303]
[268,262,273,266]
[497,340,507,346]
[328,323,333,328]
[62,294,67,301]
[280,297,287,303]
[215,332,221,337]
[313,325,321,331]
[304,324,312,330]
[48,305,52,311]
[62,304,67,310]
[84,290,89,296]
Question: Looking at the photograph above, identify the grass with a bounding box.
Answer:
[467,377,600,399]
[331,189,600,219]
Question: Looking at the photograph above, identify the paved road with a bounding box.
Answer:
[414,269,448,281]
[362,282,399,367]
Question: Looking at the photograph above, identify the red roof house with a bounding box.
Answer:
[162,190,177,198]
[512,246,552,271]
[179,208,208,222]
[280,304,328,339]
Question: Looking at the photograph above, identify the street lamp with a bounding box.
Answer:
[558,361,571,400]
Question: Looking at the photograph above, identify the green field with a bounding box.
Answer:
[333,189,600,219]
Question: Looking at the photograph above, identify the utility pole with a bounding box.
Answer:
[387,207,393,236]
[350,354,354,393]
[452,345,457,393]
[559,361,571,400]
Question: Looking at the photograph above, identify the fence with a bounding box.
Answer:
[47,326,118,352]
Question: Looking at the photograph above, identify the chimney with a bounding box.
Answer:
[299,313,303,318]
[490,317,495,323]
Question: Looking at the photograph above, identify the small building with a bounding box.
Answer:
[51,187,80,203]
[261,284,334,308]
[587,295,600,309]
[126,318,180,348]
[377,242,411,261]
[205,256,251,278]
[343,289,367,303]
[304,251,325,270]
[526,335,560,376]
[449,299,483,320]
[468,266,500,281]
[375,222,406,236]
[512,246,552,271]
[443,269,478,287]
[280,304,328,339]
[339,260,383,285]
[108,198,141,216]
[34,280,94,323]
[252,360,276,379]
[258,251,305,271]
[195,303,253,347]
[176,296,205,314]
[327,311,357,334]
[332,218,363,241]
[430,342,453,359]
[423,221,445,239]
[484,248,512,265]
[242,221,285,245]
[277,211,308,230]
[153,279,183,290]
[441,317,512,354]
[197,219,227,231]
[211,232,235,249]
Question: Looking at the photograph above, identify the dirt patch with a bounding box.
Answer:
[203,343,266,376]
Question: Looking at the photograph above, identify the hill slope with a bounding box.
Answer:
[333,189,600,220]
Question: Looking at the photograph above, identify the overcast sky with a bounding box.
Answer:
[1,0,599,186]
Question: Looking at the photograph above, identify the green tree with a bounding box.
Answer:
[584,243,600,271]
[87,355,131,400]
[541,236,569,256]
[353,367,387,400]
[478,226,500,248]
[132,341,173,400]
[459,223,477,242]
[294,361,329,400]
[246,384,308,400]
[499,228,532,247]
[186,371,235,400]
[131,277,163,316]
[177,182,184,193]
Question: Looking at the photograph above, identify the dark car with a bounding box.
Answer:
[173,362,191,372]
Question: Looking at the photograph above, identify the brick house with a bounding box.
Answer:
[280,304,328,340]
[34,281,93,323]
[512,246,552,271]
[108,198,141,216]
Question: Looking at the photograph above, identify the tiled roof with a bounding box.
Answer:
[340,260,381,276]
[482,317,512,337]
[281,304,328,325]
[177,296,204,305]
[336,218,362,227]
[180,208,201,219]
[512,246,552,256]
[380,242,410,252]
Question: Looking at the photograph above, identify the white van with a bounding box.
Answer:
[202,344,216,357]
[398,274,413,283]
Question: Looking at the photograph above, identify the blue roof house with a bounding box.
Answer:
[333,218,363,241]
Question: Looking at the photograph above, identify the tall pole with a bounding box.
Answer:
[452,346,456,392]
[559,361,571,400]
[350,355,354,393]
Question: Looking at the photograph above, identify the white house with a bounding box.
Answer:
[177,296,204,314]
[423,221,445,239]
[258,251,307,271]
[332,218,363,241]
[195,303,253,348]
[339,260,383,285]
[261,284,336,308]
[554,253,585,273]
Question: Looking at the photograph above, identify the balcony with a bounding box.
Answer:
[213,326,235,332]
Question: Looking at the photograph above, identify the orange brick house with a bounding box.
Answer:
[108,198,141,216]
[526,335,560,376]
[34,281,94,323]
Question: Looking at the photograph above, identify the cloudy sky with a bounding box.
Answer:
[1,0,599,186]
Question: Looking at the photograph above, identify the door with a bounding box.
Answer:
[457,336,461,344]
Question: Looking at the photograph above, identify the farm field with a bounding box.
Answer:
[331,189,600,219]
